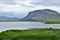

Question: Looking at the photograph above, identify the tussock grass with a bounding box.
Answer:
[0,28,60,40]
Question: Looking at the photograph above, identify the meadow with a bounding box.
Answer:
[0,28,60,40]
[45,22,60,24]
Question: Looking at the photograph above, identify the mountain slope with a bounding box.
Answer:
[23,9,60,23]
[0,16,20,22]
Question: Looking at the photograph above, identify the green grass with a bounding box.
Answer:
[45,22,60,24]
[0,28,60,40]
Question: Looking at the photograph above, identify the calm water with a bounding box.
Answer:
[0,22,60,32]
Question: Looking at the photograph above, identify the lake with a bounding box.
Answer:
[0,22,60,32]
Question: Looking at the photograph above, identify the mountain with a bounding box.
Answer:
[0,16,11,20]
[22,9,60,23]
[0,16,15,20]
[0,16,20,22]
[0,12,22,22]
[0,12,25,18]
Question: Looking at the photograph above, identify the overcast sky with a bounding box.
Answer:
[0,0,60,18]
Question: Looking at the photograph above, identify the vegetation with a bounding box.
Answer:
[45,22,60,24]
[0,28,60,40]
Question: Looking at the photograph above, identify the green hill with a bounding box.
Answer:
[22,9,60,24]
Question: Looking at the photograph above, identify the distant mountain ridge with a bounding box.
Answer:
[0,16,16,20]
[0,9,60,22]
[0,16,20,22]
[22,9,60,23]
[0,12,21,21]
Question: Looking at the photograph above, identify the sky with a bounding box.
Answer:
[0,0,60,18]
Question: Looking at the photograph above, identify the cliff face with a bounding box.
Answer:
[23,9,60,22]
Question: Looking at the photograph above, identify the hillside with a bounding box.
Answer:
[0,16,20,22]
[22,9,60,23]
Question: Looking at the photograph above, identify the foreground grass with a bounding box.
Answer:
[0,28,60,40]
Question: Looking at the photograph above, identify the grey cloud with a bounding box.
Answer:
[0,0,16,5]
[20,4,34,8]
[31,0,60,6]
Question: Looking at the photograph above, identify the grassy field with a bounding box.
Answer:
[45,22,60,24]
[0,28,60,40]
